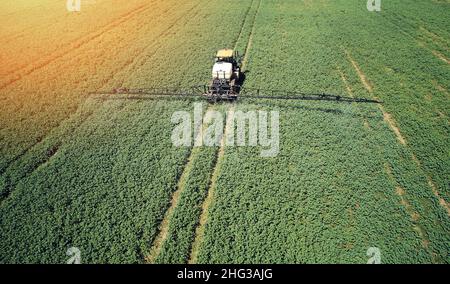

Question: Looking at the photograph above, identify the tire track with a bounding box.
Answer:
[419,26,450,53]
[188,0,262,264]
[145,121,205,264]
[338,64,442,259]
[345,49,450,216]
[117,0,211,263]
[384,163,438,262]
[232,0,255,49]
[337,66,370,129]
[144,0,261,264]
[241,0,262,71]
[0,2,152,91]
[188,104,235,264]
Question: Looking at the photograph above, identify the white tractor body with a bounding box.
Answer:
[212,62,233,80]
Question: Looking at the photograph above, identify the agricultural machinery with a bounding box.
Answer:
[91,49,381,104]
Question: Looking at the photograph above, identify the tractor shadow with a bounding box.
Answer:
[235,70,248,94]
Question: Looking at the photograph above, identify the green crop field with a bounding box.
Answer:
[0,0,448,264]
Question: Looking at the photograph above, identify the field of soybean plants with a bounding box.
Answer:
[0,0,448,264]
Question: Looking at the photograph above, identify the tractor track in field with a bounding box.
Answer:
[188,0,262,264]
[338,64,443,261]
[144,0,262,264]
[418,26,450,53]
[145,122,205,264]
[345,50,450,217]
[0,2,153,91]
[431,50,450,64]
[232,0,255,50]
[336,66,370,129]
[188,104,236,264]
[432,80,450,100]
[241,0,262,72]
[384,163,439,262]
[344,50,405,144]
[0,1,203,204]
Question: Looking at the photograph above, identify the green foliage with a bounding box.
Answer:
[1,0,448,264]
[0,100,193,263]
[196,0,450,264]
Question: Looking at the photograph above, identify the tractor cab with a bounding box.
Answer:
[215,49,240,67]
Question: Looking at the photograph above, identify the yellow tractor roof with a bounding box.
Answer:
[217,49,233,58]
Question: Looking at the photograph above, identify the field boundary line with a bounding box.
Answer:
[345,50,450,216]
[0,2,153,90]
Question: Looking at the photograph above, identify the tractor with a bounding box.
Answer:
[204,49,242,101]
